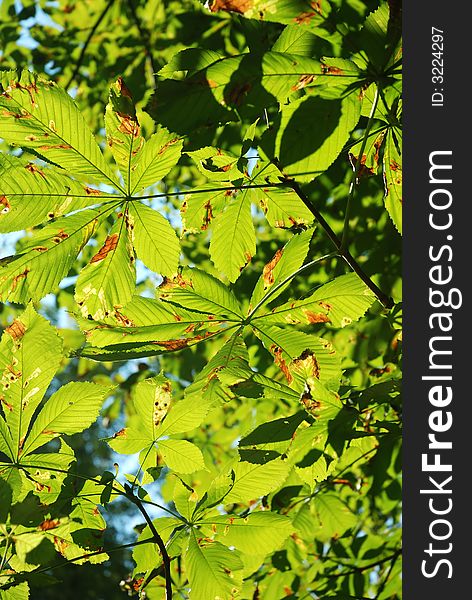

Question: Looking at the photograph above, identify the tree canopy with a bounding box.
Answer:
[0,1,402,598]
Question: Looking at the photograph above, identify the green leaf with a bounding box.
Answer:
[256,273,376,327]
[261,93,362,182]
[312,493,357,540]
[108,378,205,473]
[75,210,136,320]
[185,333,250,404]
[210,188,256,282]
[271,24,319,55]
[253,323,342,387]
[129,127,182,194]
[22,382,111,456]
[149,52,340,133]
[295,454,331,490]
[108,377,172,453]
[293,378,342,430]
[128,202,180,276]
[187,146,242,182]
[0,70,119,188]
[173,478,199,521]
[155,396,212,438]
[158,439,205,474]
[104,77,144,190]
[82,295,222,352]
[181,184,229,234]
[0,582,30,600]
[0,305,62,462]
[209,0,331,27]
[239,412,306,460]
[158,48,223,78]
[225,458,289,503]
[383,130,402,233]
[13,441,76,504]
[0,207,106,304]
[0,153,95,233]
[249,228,314,311]
[355,2,397,70]
[108,427,151,455]
[185,534,243,599]
[207,511,294,556]
[158,267,243,319]
[133,378,173,439]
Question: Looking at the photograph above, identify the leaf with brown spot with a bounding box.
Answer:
[84,186,102,195]
[292,349,320,380]
[38,143,72,150]
[181,184,229,234]
[90,234,119,264]
[155,338,191,351]
[113,310,135,328]
[291,74,315,91]
[249,228,313,311]
[5,319,26,340]
[0,305,64,464]
[210,0,252,14]
[0,70,119,187]
[262,249,284,287]
[0,195,11,214]
[303,310,331,324]
[210,0,329,26]
[38,518,61,531]
[254,323,342,387]
[383,130,402,233]
[259,273,376,329]
[75,213,136,321]
[25,163,47,179]
[271,344,293,382]
[10,268,30,292]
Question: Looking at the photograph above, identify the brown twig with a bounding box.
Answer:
[64,0,116,91]
[126,0,159,85]
[127,489,173,599]
[287,179,394,308]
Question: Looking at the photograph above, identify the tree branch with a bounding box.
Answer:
[374,547,401,598]
[326,548,402,578]
[65,0,116,91]
[127,489,173,599]
[341,85,380,250]
[287,180,393,308]
[126,0,159,85]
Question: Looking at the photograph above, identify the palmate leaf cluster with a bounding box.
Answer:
[0,1,402,599]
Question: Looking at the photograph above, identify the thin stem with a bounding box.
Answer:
[0,538,11,572]
[126,0,159,84]
[287,180,393,308]
[285,447,378,513]
[374,548,401,599]
[128,492,173,600]
[11,537,154,580]
[341,85,380,251]
[15,463,182,520]
[326,548,402,579]
[64,0,116,91]
[137,182,284,201]
[343,124,389,154]
[247,253,337,321]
